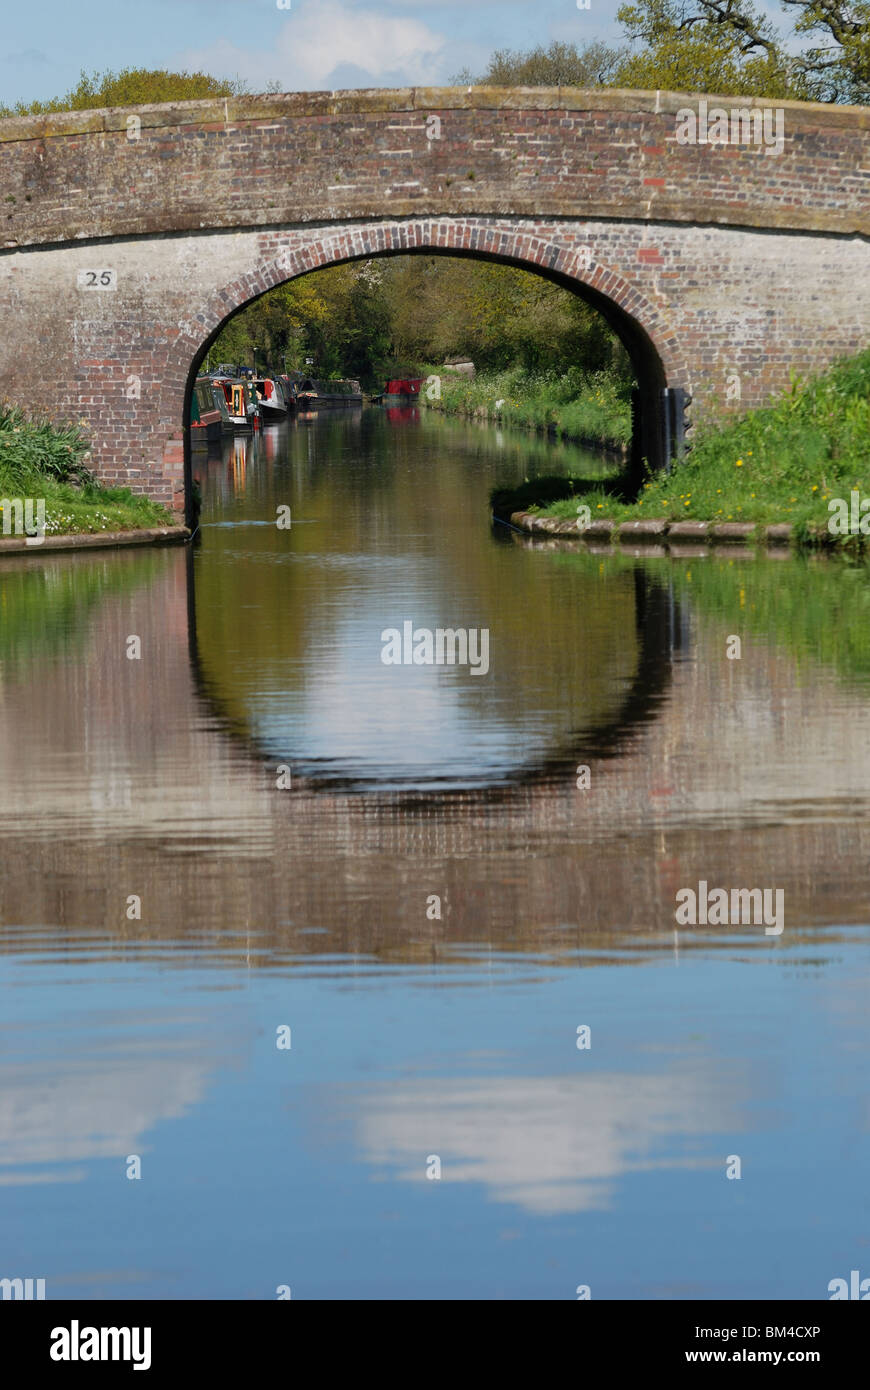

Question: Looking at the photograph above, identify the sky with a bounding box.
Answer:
[1,0,630,108]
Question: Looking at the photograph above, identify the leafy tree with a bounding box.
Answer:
[209,262,394,385]
[762,0,870,101]
[614,0,797,96]
[614,0,869,102]
[454,40,627,88]
[382,256,626,376]
[0,68,255,119]
[207,254,631,387]
[459,6,868,103]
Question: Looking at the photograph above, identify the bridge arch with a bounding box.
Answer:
[1,86,866,509]
[175,218,686,519]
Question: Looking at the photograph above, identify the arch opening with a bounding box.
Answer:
[176,224,683,524]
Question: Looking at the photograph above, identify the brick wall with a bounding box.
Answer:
[0,89,867,507]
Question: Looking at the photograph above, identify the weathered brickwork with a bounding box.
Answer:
[0,88,867,508]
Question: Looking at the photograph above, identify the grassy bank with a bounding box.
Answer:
[493,351,870,543]
[422,365,633,454]
[0,406,175,537]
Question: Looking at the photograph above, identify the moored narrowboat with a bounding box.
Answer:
[211,376,252,431]
[276,374,298,412]
[253,378,288,419]
[211,381,235,433]
[190,377,224,446]
[372,377,425,405]
[295,378,363,410]
[384,377,425,404]
[244,379,261,429]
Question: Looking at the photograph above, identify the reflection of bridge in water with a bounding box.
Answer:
[187,541,687,795]
[1,545,869,965]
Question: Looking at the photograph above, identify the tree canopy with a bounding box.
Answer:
[463,4,869,103]
[615,0,869,102]
[207,257,630,388]
[453,40,627,89]
[614,1,797,98]
[0,67,257,119]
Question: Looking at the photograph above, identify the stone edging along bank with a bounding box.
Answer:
[509,513,801,547]
[0,526,190,555]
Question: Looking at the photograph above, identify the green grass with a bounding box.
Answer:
[495,350,870,543]
[0,404,175,536]
[490,468,631,518]
[422,365,633,453]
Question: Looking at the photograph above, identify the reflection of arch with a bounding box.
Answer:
[529,565,682,781]
[177,220,688,521]
[184,544,683,801]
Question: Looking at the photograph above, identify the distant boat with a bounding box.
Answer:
[295,378,363,410]
[244,379,262,429]
[253,378,288,419]
[377,377,425,405]
[275,374,299,412]
[190,377,224,445]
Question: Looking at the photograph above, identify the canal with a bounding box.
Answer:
[1,408,868,1299]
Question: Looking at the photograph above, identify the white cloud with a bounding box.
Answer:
[0,1054,211,1172]
[177,1,448,92]
[354,1068,747,1214]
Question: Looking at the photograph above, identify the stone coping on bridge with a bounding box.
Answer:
[1,86,868,142]
[509,511,814,548]
[0,525,189,555]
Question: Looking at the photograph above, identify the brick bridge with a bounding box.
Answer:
[0,87,867,515]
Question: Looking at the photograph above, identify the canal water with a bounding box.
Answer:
[1,408,868,1299]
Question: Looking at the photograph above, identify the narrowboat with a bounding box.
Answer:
[244,379,262,429]
[295,378,363,410]
[380,377,425,405]
[211,381,235,434]
[276,374,299,412]
[190,377,224,446]
[211,376,252,431]
[253,377,288,420]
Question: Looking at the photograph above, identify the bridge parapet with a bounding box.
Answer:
[1,88,867,249]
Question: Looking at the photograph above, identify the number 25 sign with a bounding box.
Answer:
[76,269,117,291]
